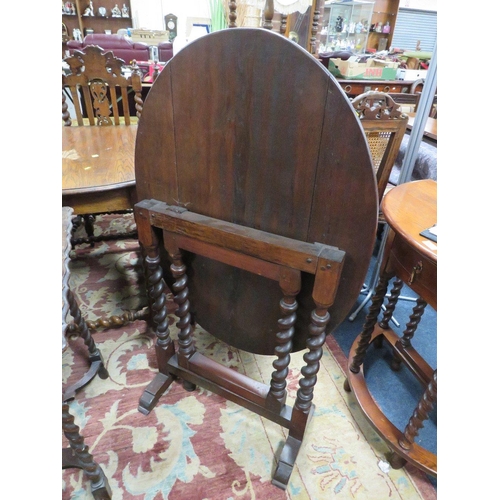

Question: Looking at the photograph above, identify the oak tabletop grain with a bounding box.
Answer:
[381,179,437,262]
[62,125,137,195]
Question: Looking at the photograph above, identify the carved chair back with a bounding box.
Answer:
[62,45,143,126]
[351,91,409,205]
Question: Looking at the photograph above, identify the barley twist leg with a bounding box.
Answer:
[294,307,328,412]
[63,289,108,401]
[267,290,298,410]
[138,250,175,414]
[62,402,111,499]
[169,252,197,391]
[391,297,427,371]
[379,278,403,329]
[388,370,437,469]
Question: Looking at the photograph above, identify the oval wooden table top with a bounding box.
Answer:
[62,125,137,195]
[381,179,437,263]
[135,28,379,354]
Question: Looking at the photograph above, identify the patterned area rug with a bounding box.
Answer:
[62,214,436,499]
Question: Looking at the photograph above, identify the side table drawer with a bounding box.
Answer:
[389,234,437,309]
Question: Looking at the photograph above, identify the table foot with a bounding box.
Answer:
[343,377,351,392]
[182,379,197,392]
[63,354,108,402]
[272,435,302,490]
[63,448,112,499]
[138,372,174,415]
[387,450,407,469]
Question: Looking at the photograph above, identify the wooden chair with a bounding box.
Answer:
[351,91,409,207]
[62,44,143,126]
[62,44,143,245]
[347,91,409,322]
[133,27,378,489]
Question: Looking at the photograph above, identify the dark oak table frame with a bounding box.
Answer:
[135,200,346,489]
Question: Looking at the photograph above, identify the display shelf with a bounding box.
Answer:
[62,0,132,38]
[323,0,375,54]
[82,16,131,20]
[320,0,400,53]
[366,0,399,51]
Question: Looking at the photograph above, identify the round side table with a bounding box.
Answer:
[345,179,437,477]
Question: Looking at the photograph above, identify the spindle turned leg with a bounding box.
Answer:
[63,289,108,402]
[137,222,176,415]
[388,370,437,469]
[391,297,428,371]
[266,268,301,412]
[375,277,402,348]
[273,294,331,488]
[344,270,392,392]
[166,240,197,392]
[63,402,112,499]
[71,215,96,248]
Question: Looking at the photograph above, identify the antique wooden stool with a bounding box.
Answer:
[133,28,379,489]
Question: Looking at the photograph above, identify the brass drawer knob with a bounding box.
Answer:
[408,261,423,285]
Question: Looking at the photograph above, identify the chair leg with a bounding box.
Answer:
[84,215,96,246]
[71,211,137,247]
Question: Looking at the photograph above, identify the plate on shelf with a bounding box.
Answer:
[98,7,106,17]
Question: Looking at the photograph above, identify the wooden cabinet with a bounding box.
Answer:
[323,0,375,54]
[62,1,133,39]
[367,0,399,51]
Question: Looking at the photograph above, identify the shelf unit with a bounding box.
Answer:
[62,1,133,39]
[320,0,400,53]
[367,0,399,51]
[323,0,375,54]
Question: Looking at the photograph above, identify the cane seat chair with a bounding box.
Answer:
[346,91,409,322]
[62,45,143,246]
[133,27,378,489]
[351,91,409,208]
